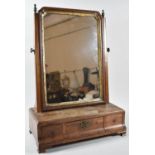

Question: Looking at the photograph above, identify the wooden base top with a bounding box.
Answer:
[30,103,124,125]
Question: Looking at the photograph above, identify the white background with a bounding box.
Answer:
[25,0,129,155]
[1,0,155,155]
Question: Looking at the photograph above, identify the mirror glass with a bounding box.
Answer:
[42,12,103,106]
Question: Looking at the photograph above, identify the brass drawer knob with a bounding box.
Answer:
[79,120,90,129]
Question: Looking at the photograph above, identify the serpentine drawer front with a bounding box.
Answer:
[104,113,123,127]
[104,112,125,133]
[65,117,103,136]
[40,124,63,141]
[39,113,124,142]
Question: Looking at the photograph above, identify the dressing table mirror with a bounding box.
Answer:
[29,5,126,153]
[42,9,103,110]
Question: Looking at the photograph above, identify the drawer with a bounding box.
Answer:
[40,124,63,140]
[65,117,103,135]
[104,113,123,127]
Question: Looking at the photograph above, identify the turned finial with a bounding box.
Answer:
[102,10,104,16]
[34,4,37,13]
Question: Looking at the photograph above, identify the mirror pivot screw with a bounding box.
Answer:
[107,48,110,52]
[30,48,35,53]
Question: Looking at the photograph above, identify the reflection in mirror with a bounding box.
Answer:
[42,12,103,105]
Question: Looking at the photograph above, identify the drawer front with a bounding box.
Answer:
[40,124,63,140]
[65,117,103,135]
[104,113,123,127]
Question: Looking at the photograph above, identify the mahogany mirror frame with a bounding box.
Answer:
[33,6,109,112]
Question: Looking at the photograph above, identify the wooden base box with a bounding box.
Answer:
[29,103,126,153]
